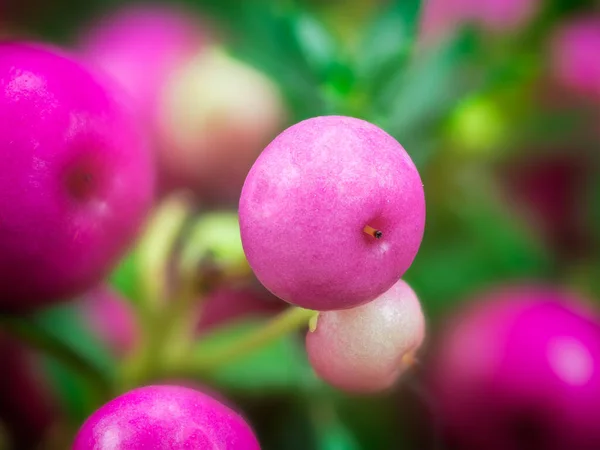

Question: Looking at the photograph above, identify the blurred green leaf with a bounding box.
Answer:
[220,1,327,121]
[193,318,315,393]
[293,11,339,79]
[109,250,141,304]
[406,190,554,319]
[334,394,402,450]
[356,0,422,84]
[35,303,116,421]
[311,399,362,450]
[381,27,479,136]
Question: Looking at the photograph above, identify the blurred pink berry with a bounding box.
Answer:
[77,3,207,126]
[551,17,600,99]
[73,385,261,449]
[0,42,154,311]
[0,333,56,450]
[306,279,425,393]
[240,116,425,311]
[157,48,286,204]
[77,286,138,356]
[500,150,592,260]
[429,284,600,450]
[198,287,285,334]
[420,0,539,43]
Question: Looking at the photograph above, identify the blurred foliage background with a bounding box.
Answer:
[1,0,600,449]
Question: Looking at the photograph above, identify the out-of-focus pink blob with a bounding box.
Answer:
[550,17,600,99]
[429,284,600,450]
[77,286,139,356]
[0,333,56,450]
[197,287,285,334]
[499,150,592,260]
[420,0,539,43]
[77,3,207,126]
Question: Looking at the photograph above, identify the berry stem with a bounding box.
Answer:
[135,192,194,318]
[363,225,383,239]
[0,315,112,403]
[119,193,194,391]
[188,307,317,374]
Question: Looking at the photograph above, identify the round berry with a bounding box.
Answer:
[77,286,138,356]
[158,47,286,203]
[239,116,425,311]
[429,284,600,450]
[306,279,425,392]
[73,385,260,449]
[77,3,206,124]
[550,16,600,99]
[0,42,153,311]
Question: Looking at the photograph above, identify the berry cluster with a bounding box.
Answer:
[0,17,427,448]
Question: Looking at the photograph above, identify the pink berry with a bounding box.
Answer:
[306,279,425,393]
[550,17,600,99]
[77,286,138,356]
[420,0,539,44]
[0,333,56,449]
[428,284,600,450]
[72,385,261,449]
[197,287,285,334]
[0,42,153,311]
[157,48,286,203]
[77,3,206,126]
[239,116,425,311]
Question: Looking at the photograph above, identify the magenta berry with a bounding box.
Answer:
[306,279,425,393]
[198,287,285,334]
[72,385,260,449]
[429,284,600,450]
[239,116,425,311]
[0,333,56,449]
[420,0,539,43]
[550,17,600,99]
[77,286,138,356]
[0,42,153,311]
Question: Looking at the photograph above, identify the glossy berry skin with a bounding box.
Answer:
[306,279,425,393]
[429,285,600,450]
[550,17,600,99]
[239,116,425,311]
[0,42,153,311]
[72,385,261,449]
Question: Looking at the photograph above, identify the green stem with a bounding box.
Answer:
[0,316,112,402]
[135,193,194,317]
[119,194,194,391]
[190,307,317,374]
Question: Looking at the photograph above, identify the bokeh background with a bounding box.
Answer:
[1,0,600,449]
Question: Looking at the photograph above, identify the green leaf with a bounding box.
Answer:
[405,192,554,320]
[311,400,361,450]
[224,1,327,121]
[109,250,140,304]
[293,11,339,79]
[356,0,423,82]
[382,26,479,137]
[35,303,117,421]
[193,318,315,394]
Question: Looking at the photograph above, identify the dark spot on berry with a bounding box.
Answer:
[374,230,383,239]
